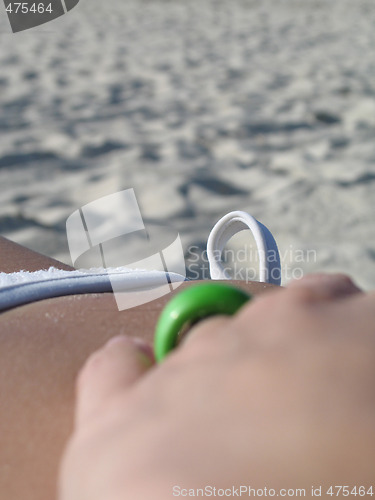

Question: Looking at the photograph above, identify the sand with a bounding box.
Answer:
[0,0,374,288]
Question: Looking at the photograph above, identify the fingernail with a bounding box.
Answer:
[300,273,360,290]
[105,335,132,348]
[105,335,155,362]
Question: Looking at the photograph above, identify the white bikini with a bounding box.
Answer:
[0,211,281,312]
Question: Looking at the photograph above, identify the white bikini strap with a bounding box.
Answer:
[207,211,281,285]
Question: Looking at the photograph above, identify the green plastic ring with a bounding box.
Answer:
[154,283,251,362]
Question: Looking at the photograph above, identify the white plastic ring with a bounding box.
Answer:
[207,211,281,285]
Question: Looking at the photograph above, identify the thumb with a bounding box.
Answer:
[74,335,154,430]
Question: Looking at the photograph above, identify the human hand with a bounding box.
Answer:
[58,274,375,500]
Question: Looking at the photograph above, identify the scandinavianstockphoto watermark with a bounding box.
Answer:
[186,244,317,282]
[65,188,317,311]
[172,485,308,497]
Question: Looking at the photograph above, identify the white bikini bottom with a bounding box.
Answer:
[0,211,281,312]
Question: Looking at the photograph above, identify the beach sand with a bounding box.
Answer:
[0,0,374,288]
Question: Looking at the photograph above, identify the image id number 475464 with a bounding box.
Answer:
[325,486,373,496]
[5,3,53,14]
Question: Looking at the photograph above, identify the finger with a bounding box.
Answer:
[342,289,375,325]
[180,315,231,348]
[168,315,237,364]
[75,335,154,430]
[288,273,363,301]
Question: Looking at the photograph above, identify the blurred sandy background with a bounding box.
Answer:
[0,0,374,288]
